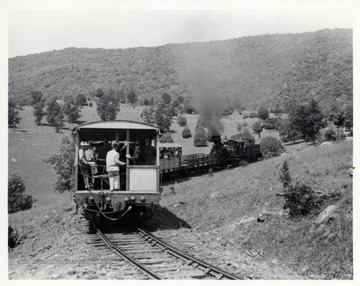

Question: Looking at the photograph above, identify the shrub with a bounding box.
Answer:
[8,175,33,214]
[8,98,21,128]
[182,126,192,138]
[43,136,75,193]
[160,132,174,143]
[260,136,284,159]
[242,114,249,119]
[272,105,283,114]
[263,117,281,131]
[177,115,187,127]
[8,226,22,250]
[277,160,321,217]
[241,121,248,127]
[249,112,257,118]
[324,128,337,142]
[238,160,249,167]
[89,101,93,107]
[193,126,208,147]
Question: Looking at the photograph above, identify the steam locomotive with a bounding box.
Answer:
[160,135,262,177]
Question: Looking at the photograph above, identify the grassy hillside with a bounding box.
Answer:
[8,106,352,279]
[9,29,352,113]
[158,140,352,278]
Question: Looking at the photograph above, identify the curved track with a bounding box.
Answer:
[89,225,244,280]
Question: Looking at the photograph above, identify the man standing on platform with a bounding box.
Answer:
[106,141,126,191]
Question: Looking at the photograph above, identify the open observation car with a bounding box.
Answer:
[72,121,161,224]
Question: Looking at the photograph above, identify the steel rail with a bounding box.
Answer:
[137,228,243,280]
[95,227,162,280]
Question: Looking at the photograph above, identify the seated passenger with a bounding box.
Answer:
[128,144,140,165]
[139,138,156,165]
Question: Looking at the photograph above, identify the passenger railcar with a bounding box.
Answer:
[72,121,161,225]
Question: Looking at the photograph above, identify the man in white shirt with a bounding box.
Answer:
[106,141,126,191]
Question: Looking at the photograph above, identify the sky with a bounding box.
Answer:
[8,9,353,58]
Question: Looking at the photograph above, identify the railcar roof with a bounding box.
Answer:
[72,120,159,132]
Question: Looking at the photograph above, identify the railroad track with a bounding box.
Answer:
[87,223,244,280]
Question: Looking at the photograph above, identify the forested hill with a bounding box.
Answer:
[9,28,352,113]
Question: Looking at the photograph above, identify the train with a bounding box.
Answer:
[72,120,262,225]
[159,135,262,177]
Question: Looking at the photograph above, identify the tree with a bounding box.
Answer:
[161,92,172,105]
[76,93,87,106]
[46,98,64,132]
[43,136,75,193]
[8,175,33,213]
[183,97,196,114]
[30,91,46,125]
[289,99,326,144]
[257,106,269,120]
[333,112,346,139]
[278,118,302,144]
[63,96,81,124]
[177,115,187,127]
[127,90,138,107]
[193,126,208,147]
[141,107,155,124]
[252,121,264,138]
[222,104,235,116]
[116,89,127,104]
[155,105,172,131]
[97,94,120,121]
[8,98,21,128]
[172,95,184,109]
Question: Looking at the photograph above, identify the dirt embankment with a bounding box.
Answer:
[9,203,300,280]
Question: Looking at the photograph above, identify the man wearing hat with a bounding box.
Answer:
[106,141,126,191]
[79,141,97,189]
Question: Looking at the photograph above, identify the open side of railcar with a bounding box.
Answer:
[72,121,161,224]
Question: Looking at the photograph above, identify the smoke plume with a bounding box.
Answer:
[178,46,227,137]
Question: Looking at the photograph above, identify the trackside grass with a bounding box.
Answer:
[159,140,353,279]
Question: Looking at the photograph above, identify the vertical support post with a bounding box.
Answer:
[126,129,130,191]
[155,131,160,193]
[74,130,79,192]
